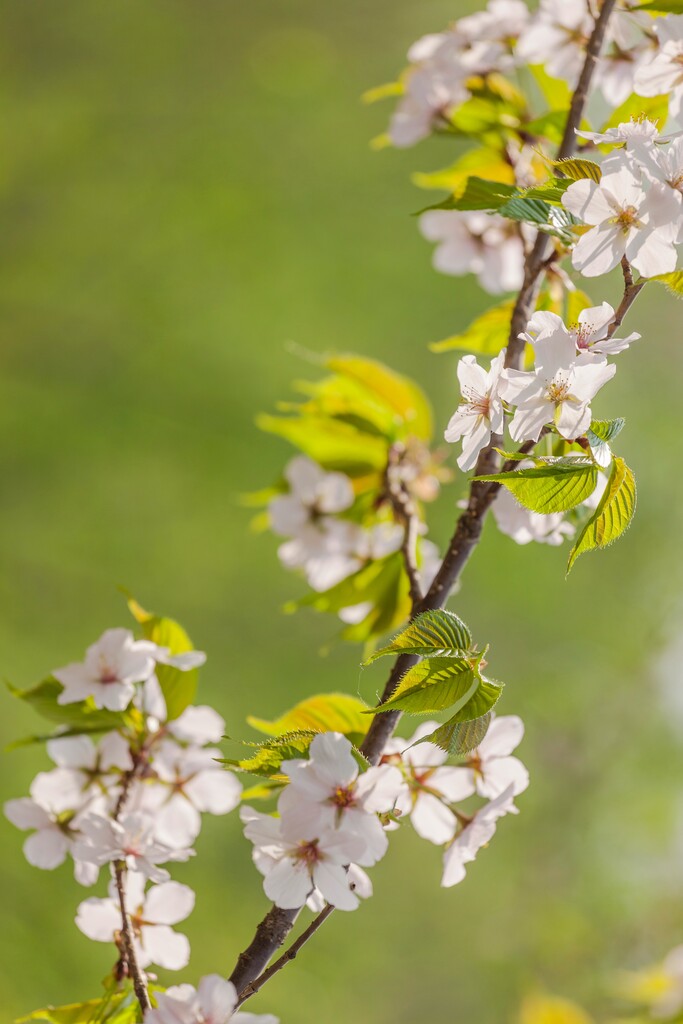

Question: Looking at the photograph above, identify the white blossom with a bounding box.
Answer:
[46,732,133,804]
[444,352,506,471]
[419,210,526,294]
[5,769,94,875]
[76,873,194,971]
[72,812,194,883]
[54,628,158,711]
[458,715,529,799]
[441,785,517,887]
[629,133,683,242]
[169,705,226,746]
[145,741,242,848]
[278,732,404,866]
[269,456,354,536]
[492,488,575,546]
[502,329,615,442]
[576,118,681,150]
[562,151,681,278]
[383,723,477,845]
[522,303,640,357]
[516,0,594,85]
[241,806,368,911]
[634,15,683,125]
[144,975,278,1024]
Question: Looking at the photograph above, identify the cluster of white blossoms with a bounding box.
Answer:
[144,975,278,1024]
[268,454,443,605]
[4,627,242,975]
[444,296,637,544]
[419,212,530,296]
[241,716,527,906]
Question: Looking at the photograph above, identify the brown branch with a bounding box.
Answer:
[227,0,619,997]
[237,905,335,1005]
[110,748,152,1013]
[611,256,645,333]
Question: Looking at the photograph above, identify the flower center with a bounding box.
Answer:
[545,373,571,403]
[331,785,356,809]
[613,204,641,232]
[462,386,491,418]
[294,839,322,867]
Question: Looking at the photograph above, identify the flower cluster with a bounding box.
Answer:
[145,975,278,1024]
[241,717,527,906]
[5,626,242,977]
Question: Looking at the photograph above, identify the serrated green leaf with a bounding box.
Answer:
[247,692,369,742]
[587,417,625,446]
[567,457,636,572]
[224,730,318,779]
[477,459,598,513]
[420,712,492,756]
[519,177,572,203]
[365,609,473,664]
[651,270,683,296]
[430,299,514,356]
[547,157,602,182]
[371,657,479,714]
[497,196,556,225]
[128,598,199,720]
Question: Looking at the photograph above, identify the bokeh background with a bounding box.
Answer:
[2,1,683,1021]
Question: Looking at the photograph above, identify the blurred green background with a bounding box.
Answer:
[2,1,683,1021]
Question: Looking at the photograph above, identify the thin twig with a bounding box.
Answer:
[227,0,619,996]
[611,256,645,332]
[111,749,152,1014]
[238,905,335,1005]
[383,443,423,606]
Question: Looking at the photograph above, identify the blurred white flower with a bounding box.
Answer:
[441,785,517,887]
[54,628,158,711]
[72,811,194,883]
[144,975,278,1024]
[419,210,526,294]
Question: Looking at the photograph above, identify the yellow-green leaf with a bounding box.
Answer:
[567,457,636,572]
[248,693,369,740]
[325,354,433,441]
[420,711,492,756]
[547,156,602,182]
[365,609,473,664]
[478,459,598,513]
[127,596,200,719]
[430,299,514,356]
[413,145,515,192]
[650,270,683,296]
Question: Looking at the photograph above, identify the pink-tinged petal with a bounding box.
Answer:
[456,354,490,394]
[429,766,477,803]
[457,417,491,472]
[635,55,680,96]
[312,861,359,911]
[347,863,373,900]
[73,858,100,887]
[355,765,405,813]
[479,715,524,757]
[234,1013,279,1024]
[577,302,615,338]
[31,769,86,814]
[627,228,678,278]
[144,881,195,925]
[562,179,613,224]
[444,406,479,444]
[99,732,134,772]
[47,735,97,770]
[411,792,458,845]
[54,665,96,704]
[24,828,69,869]
[5,798,51,831]
[600,157,646,209]
[197,975,238,1023]
[277,793,334,845]
[525,311,565,340]
[284,455,324,504]
[555,399,592,440]
[317,472,354,514]
[441,844,467,888]
[264,858,313,909]
[170,705,225,745]
[477,756,530,799]
[571,223,624,277]
[533,330,576,375]
[141,924,190,971]
[240,806,284,856]
[509,399,552,443]
[402,735,448,768]
[91,680,137,712]
[343,809,389,866]
[269,495,309,536]
[572,358,616,401]
[155,795,202,849]
[307,732,358,788]
[184,769,241,815]
[75,897,119,941]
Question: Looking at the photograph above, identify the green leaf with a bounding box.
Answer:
[477,459,598,513]
[547,157,602,182]
[412,146,515,193]
[223,730,317,779]
[636,0,683,11]
[566,288,593,324]
[128,597,201,720]
[257,412,388,472]
[364,609,473,664]
[599,92,669,134]
[15,992,134,1024]
[371,654,502,719]
[529,65,572,111]
[7,679,128,732]
[587,417,625,447]
[519,177,572,203]
[496,197,579,239]
[567,457,636,572]
[325,354,433,441]
[419,712,492,757]
[650,270,683,296]
[523,110,568,144]
[430,299,514,356]
[419,176,517,214]
[247,693,369,743]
